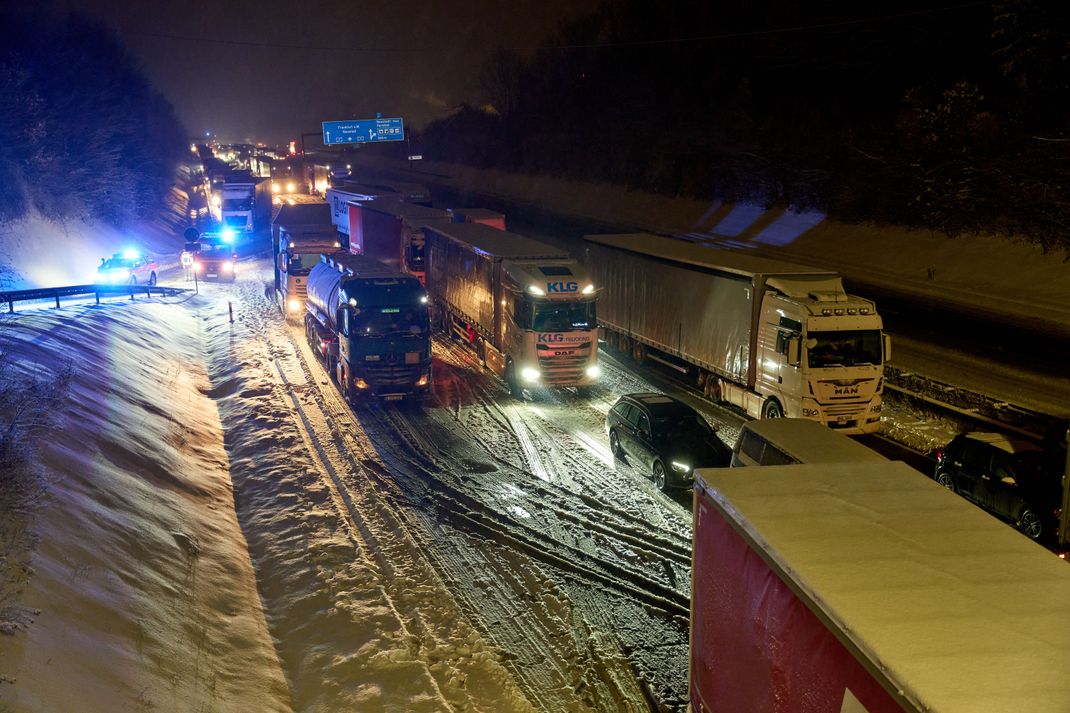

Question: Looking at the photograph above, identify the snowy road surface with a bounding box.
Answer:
[0,253,1031,712]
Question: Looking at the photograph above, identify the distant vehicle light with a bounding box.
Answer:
[287,298,301,312]
[520,367,541,383]
[582,283,595,295]
[585,365,600,379]
[333,242,340,248]
[194,262,203,272]
[528,285,545,296]
[211,195,221,207]
[286,182,295,192]
[420,295,428,304]
[271,183,281,194]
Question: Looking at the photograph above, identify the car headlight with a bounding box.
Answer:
[671,461,691,474]
[520,367,541,382]
[585,364,600,379]
[287,298,301,312]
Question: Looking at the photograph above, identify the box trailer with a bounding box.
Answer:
[583,233,889,435]
[349,199,453,283]
[691,461,1070,713]
[425,222,600,395]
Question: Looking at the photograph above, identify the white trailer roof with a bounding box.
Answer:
[427,222,567,260]
[695,462,1070,713]
[585,233,838,280]
[358,199,450,221]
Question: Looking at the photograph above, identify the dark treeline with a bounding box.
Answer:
[0,9,187,227]
[417,0,1070,250]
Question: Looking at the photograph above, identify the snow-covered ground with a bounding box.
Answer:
[2,164,1067,712]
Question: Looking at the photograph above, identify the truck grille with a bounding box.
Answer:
[536,349,590,384]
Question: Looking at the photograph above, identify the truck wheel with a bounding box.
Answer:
[632,342,646,363]
[148,272,157,286]
[505,361,522,399]
[762,398,784,419]
[652,460,668,492]
[703,375,722,402]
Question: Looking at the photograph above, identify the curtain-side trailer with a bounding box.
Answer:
[583,233,889,435]
[426,222,600,395]
[691,461,1070,713]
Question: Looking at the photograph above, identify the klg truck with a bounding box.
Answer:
[349,199,452,283]
[691,461,1070,713]
[221,175,272,234]
[271,202,340,320]
[584,233,889,434]
[304,253,432,403]
[425,222,600,396]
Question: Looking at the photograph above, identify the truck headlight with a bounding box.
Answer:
[287,298,301,312]
[520,367,541,383]
[354,378,369,389]
[416,373,430,387]
[671,461,691,474]
[585,365,600,379]
[222,260,234,272]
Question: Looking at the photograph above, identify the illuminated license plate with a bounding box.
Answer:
[384,394,404,401]
[837,415,850,424]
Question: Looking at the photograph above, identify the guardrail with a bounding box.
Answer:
[0,283,190,314]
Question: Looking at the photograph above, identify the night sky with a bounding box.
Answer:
[53,0,600,143]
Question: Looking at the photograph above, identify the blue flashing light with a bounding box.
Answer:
[122,249,140,260]
[221,228,235,243]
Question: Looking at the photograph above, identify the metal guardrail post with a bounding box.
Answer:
[1059,426,1070,547]
[55,294,60,309]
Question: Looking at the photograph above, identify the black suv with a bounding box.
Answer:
[606,393,731,491]
[934,433,1062,541]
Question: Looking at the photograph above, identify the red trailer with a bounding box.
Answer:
[691,461,1070,713]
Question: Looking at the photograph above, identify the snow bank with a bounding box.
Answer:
[0,296,290,711]
[0,185,189,290]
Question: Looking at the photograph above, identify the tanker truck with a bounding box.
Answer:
[425,222,600,397]
[583,233,889,435]
[304,253,433,403]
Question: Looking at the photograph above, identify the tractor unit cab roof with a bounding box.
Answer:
[428,222,568,261]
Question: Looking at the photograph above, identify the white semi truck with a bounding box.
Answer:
[425,222,600,396]
[220,176,271,234]
[584,233,889,434]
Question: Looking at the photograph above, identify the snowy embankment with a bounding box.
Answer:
[0,297,290,711]
[0,184,189,290]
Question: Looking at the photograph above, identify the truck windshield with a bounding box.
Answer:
[223,198,253,211]
[531,300,596,332]
[354,308,429,337]
[287,253,323,275]
[807,330,883,368]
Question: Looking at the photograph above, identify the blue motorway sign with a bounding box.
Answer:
[322,118,405,145]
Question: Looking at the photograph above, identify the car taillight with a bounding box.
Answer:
[935,448,943,462]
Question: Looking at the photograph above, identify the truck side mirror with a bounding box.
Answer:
[882,334,892,363]
[787,337,801,367]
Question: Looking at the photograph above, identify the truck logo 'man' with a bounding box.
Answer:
[833,386,860,395]
[547,281,578,293]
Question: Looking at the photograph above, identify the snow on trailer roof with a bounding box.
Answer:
[357,198,450,221]
[585,233,838,280]
[272,202,330,227]
[695,462,1070,713]
[320,252,412,280]
[426,222,568,261]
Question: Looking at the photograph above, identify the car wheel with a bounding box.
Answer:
[609,429,623,458]
[935,471,956,493]
[762,398,783,419]
[1017,508,1043,540]
[148,272,157,286]
[653,460,668,492]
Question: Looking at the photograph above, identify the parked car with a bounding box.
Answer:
[934,432,1063,540]
[606,393,731,491]
[96,252,158,286]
